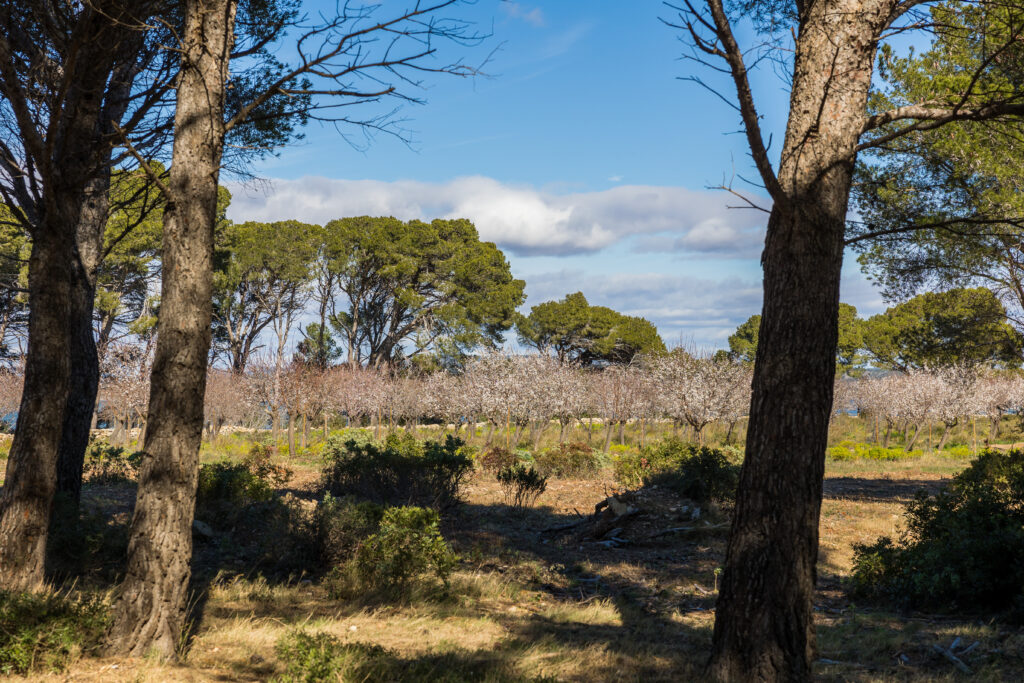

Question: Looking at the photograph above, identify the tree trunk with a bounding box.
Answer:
[55,258,101,506]
[511,423,525,448]
[937,421,956,451]
[287,411,297,457]
[531,420,547,450]
[0,236,76,588]
[905,423,921,452]
[0,3,131,588]
[603,423,613,453]
[617,420,625,445]
[694,423,705,446]
[990,412,1001,440]
[106,0,235,659]
[708,2,882,677]
[724,420,736,445]
[55,160,112,507]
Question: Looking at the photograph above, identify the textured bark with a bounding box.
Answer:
[0,4,127,587]
[56,176,109,505]
[106,0,236,658]
[0,238,75,587]
[707,0,890,679]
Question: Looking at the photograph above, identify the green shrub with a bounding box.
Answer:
[82,441,141,483]
[244,443,295,487]
[826,441,923,461]
[197,461,275,507]
[612,452,652,488]
[477,445,518,473]
[196,445,293,513]
[274,630,380,682]
[946,445,972,458]
[613,438,740,504]
[497,464,547,509]
[346,506,456,599]
[534,442,599,478]
[826,445,855,461]
[850,449,1024,617]
[0,591,109,675]
[312,494,384,567]
[274,631,537,683]
[321,433,472,510]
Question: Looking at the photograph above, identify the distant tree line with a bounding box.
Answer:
[724,287,1024,373]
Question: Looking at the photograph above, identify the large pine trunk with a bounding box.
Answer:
[106,0,236,659]
[707,1,885,678]
[0,7,124,585]
[56,177,109,505]
[0,236,76,588]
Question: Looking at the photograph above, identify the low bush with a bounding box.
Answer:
[534,442,600,478]
[275,630,370,682]
[274,630,537,683]
[850,449,1024,617]
[321,433,472,510]
[355,506,456,595]
[197,462,275,508]
[327,506,456,600]
[826,440,923,461]
[613,438,740,504]
[312,494,384,567]
[827,440,925,462]
[497,464,547,510]
[196,447,293,514]
[477,445,518,473]
[210,494,385,578]
[945,445,973,459]
[82,441,141,483]
[244,443,295,487]
[0,590,108,675]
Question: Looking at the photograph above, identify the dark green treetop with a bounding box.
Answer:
[516,291,666,365]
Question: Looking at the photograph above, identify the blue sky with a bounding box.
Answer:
[227,0,887,350]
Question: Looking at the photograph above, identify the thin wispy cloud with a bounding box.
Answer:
[538,21,595,59]
[500,2,545,27]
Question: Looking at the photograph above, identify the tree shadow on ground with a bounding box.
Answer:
[823,477,944,503]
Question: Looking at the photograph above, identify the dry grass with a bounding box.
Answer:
[18,429,1021,681]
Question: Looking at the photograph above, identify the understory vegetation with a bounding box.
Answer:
[0,590,108,675]
[851,449,1024,619]
[4,417,1024,679]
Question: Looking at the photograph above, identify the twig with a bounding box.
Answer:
[538,518,588,533]
[646,522,730,539]
[932,644,972,674]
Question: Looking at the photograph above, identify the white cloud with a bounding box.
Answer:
[500,2,545,27]
[226,175,769,258]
